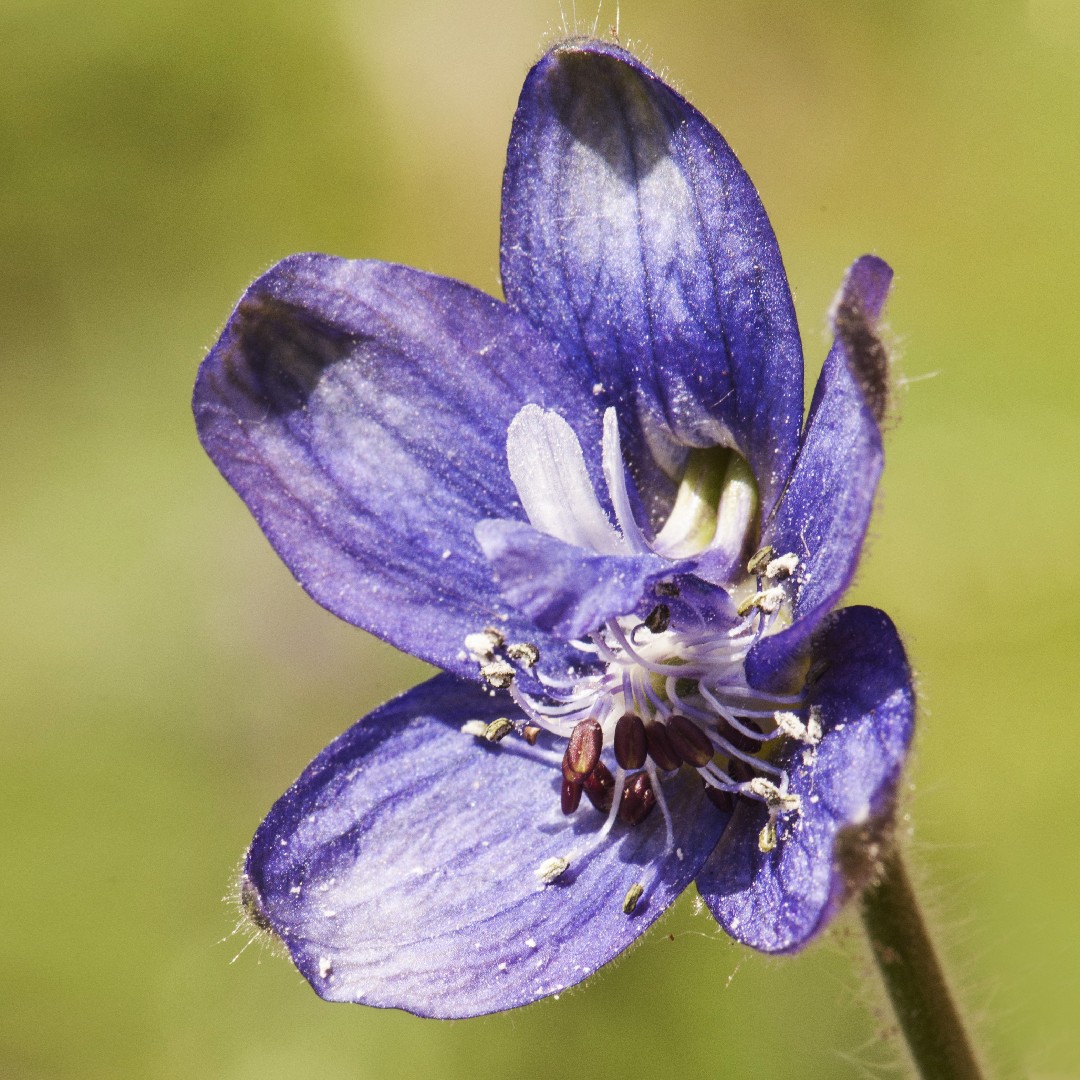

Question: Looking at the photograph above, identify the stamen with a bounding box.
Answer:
[480,660,515,689]
[583,761,616,813]
[562,719,603,780]
[649,759,676,852]
[774,710,821,745]
[595,766,626,839]
[506,641,540,667]
[622,883,645,915]
[745,777,802,813]
[719,717,767,753]
[618,771,657,825]
[465,626,504,660]
[701,762,739,789]
[639,676,673,719]
[736,586,786,617]
[747,544,774,575]
[710,728,786,778]
[614,712,648,769]
[765,553,799,579]
[561,777,583,815]
[644,720,682,771]
[758,819,778,853]
[701,683,804,708]
[603,622,695,677]
[643,603,670,634]
[665,714,715,768]
[483,717,514,744]
[536,856,570,884]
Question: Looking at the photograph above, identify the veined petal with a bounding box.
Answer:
[243,674,729,1018]
[602,407,651,553]
[474,519,670,639]
[193,254,605,677]
[501,39,804,523]
[696,605,914,953]
[747,256,893,690]
[507,404,626,554]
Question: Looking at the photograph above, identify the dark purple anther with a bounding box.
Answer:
[643,603,670,634]
[614,712,647,770]
[644,721,683,771]
[717,718,761,754]
[705,785,735,814]
[727,757,756,785]
[583,761,615,813]
[619,771,656,825]
[666,715,714,768]
[562,718,602,781]
[561,777,583,815]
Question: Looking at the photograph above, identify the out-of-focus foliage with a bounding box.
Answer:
[2,1,1077,1077]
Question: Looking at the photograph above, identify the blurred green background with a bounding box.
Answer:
[3,0,1077,1076]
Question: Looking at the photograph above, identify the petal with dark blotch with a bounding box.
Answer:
[696,605,914,953]
[193,253,604,678]
[243,674,730,1018]
[475,518,672,639]
[500,40,804,524]
[747,256,893,690]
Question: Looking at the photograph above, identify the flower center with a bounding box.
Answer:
[465,406,815,903]
[509,588,811,842]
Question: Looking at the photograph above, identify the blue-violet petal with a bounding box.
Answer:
[747,256,892,690]
[696,605,914,952]
[243,673,730,1017]
[193,253,607,678]
[475,518,671,639]
[500,40,804,523]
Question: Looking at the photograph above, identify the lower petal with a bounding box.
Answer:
[475,518,671,639]
[243,674,729,1017]
[696,605,914,953]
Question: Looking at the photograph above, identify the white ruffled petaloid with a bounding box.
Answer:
[505,405,650,556]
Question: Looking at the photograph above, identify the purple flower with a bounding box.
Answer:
[194,39,914,1017]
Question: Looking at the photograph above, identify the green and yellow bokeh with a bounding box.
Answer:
[4,1,1078,1076]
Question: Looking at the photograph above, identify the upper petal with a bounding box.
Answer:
[696,605,915,953]
[243,674,730,1017]
[747,256,893,690]
[500,39,804,522]
[193,254,606,677]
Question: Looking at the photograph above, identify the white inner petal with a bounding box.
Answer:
[506,405,627,554]
[601,407,650,554]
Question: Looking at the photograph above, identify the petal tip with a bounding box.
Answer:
[831,256,895,425]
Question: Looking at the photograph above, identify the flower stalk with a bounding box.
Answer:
[860,846,986,1080]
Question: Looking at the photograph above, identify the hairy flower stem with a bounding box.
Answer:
[860,846,985,1080]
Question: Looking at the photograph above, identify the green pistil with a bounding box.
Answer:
[653,447,759,561]
[713,453,758,561]
[653,446,730,557]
